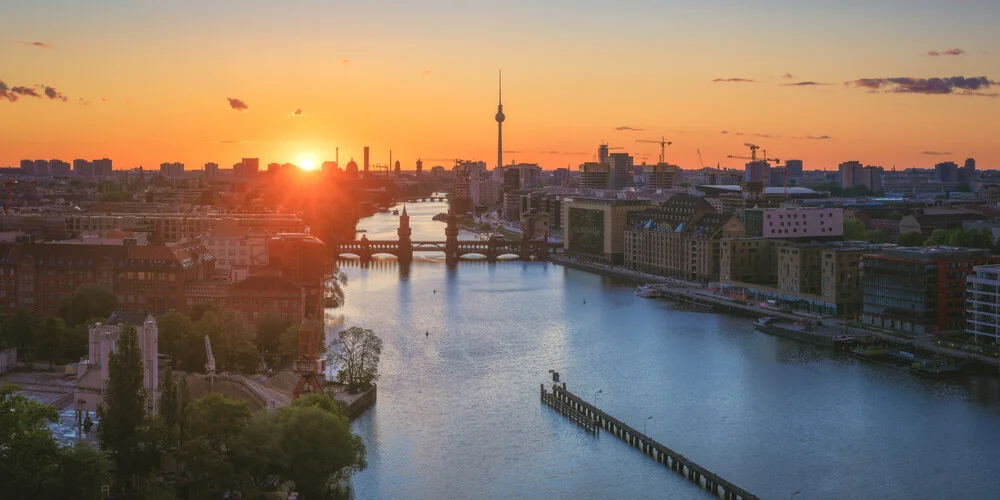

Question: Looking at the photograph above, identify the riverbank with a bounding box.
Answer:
[551,255,1000,370]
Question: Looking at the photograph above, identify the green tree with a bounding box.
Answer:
[814,181,843,196]
[57,443,112,500]
[96,325,148,479]
[327,326,383,391]
[843,218,867,241]
[59,284,119,328]
[187,301,219,323]
[275,404,367,499]
[256,311,292,359]
[178,393,253,495]
[924,228,948,246]
[196,309,258,373]
[885,210,904,221]
[38,317,68,368]
[157,365,181,448]
[2,308,37,361]
[898,231,925,247]
[156,311,193,361]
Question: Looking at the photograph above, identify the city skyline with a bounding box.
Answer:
[2,0,999,171]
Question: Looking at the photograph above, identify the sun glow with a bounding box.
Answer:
[297,154,318,171]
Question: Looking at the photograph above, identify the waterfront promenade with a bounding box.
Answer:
[550,255,1000,369]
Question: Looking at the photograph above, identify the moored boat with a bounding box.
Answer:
[754,317,843,347]
[635,284,664,298]
[909,359,963,377]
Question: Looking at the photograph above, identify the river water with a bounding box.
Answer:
[335,201,1000,500]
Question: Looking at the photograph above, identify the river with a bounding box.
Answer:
[333,200,1000,500]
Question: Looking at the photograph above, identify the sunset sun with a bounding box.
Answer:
[297,154,317,171]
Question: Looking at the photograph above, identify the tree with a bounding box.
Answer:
[59,284,119,328]
[885,210,904,221]
[37,317,68,368]
[813,181,843,196]
[924,228,948,246]
[326,327,383,391]
[177,393,253,496]
[326,266,349,308]
[196,309,258,373]
[256,311,292,359]
[275,404,367,499]
[898,231,924,247]
[96,325,148,479]
[2,308,37,361]
[157,365,181,448]
[843,218,867,241]
[57,443,112,500]
[156,312,193,362]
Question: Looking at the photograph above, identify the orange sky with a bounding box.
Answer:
[2,1,998,171]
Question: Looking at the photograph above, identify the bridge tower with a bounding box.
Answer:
[445,208,459,265]
[397,205,413,264]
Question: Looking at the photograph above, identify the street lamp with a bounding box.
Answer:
[643,415,653,436]
[594,389,603,408]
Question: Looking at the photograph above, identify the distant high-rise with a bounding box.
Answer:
[363,147,370,177]
[964,158,977,183]
[416,159,423,178]
[241,158,259,177]
[496,70,505,170]
[159,162,184,177]
[838,161,863,188]
[579,162,610,190]
[785,159,803,181]
[934,161,960,183]
[50,159,71,177]
[744,161,770,185]
[19,159,33,175]
[74,159,94,176]
[204,162,219,177]
[93,158,112,176]
[394,160,401,177]
[322,161,338,173]
[608,153,633,189]
[32,159,50,177]
[597,144,610,165]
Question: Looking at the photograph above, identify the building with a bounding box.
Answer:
[721,239,872,315]
[743,207,844,239]
[964,158,977,183]
[227,274,305,323]
[861,246,997,335]
[562,197,652,264]
[935,162,960,183]
[785,159,803,183]
[552,168,571,187]
[204,162,219,177]
[93,158,113,177]
[199,219,270,279]
[966,264,1000,344]
[579,162,610,190]
[50,160,71,177]
[646,164,678,189]
[65,213,306,243]
[898,209,985,236]
[520,210,551,240]
[74,312,159,412]
[266,232,329,318]
[322,161,338,173]
[74,159,94,177]
[625,197,744,282]
[744,161,770,185]
[450,166,474,214]
[608,153,634,189]
[237,158,259,178]
[839,161,883,193]
[0,240,215,317]
[159,162,184,177]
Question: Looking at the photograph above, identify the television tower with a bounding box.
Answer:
[495,70,505,170]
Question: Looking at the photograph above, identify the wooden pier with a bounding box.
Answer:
[541,383,759,500]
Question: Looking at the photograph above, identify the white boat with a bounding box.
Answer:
[635,285,664,298]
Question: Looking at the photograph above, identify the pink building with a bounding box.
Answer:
[748,207,844,239]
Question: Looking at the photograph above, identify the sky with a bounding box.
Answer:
[1,0,999,172]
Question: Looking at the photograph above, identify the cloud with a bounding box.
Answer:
[921,150,952,155]
[422,70,432,75]
[17,41,51,48]
[614,126,644,132]
[753,133,779,138]
[781,81,828,86]
[227,97,249,111]
[781,73,794,79]
[340,58,350,64]
[928,48,965,56]
[720,130,728,134]
[289,108,303,117]
[502,150,521,154]
[712,78,755,83]
[43,86,67,101]
[78,97,90,105]
[797,135,832,140]
[850,76,996,95]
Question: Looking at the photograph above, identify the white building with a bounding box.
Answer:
[966,265,1000,344]
[75,312,159,412]
[746,207,844,239]
[200,218,270,281]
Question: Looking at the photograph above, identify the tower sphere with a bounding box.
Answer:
[496,111,505,123]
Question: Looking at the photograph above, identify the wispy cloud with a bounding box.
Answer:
[78,98,90,105]
[927,48,965,57]
[781,73,794,79]
[720,130,729,134]
[793,135,832,140]
[781,81,829,86]
[340,58,350,64]
[227,97,249,111]
[1,80,71,103]
[539,150,587,155]
[289,108,303,117]
[921,150,952,155]
[18,41,51,48]
[753,133,779,139]
[422,70,432,75]
[614,126,644,132]
[850,76,995,95]
[712,78,755,83]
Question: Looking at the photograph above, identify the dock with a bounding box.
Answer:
[541,383,759,500]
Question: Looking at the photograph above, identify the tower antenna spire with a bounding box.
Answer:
[495,69,506,170]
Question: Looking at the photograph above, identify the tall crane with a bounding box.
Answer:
[696,149,706,169]
[636,137,672,164]
[292,264,330,399]
[204,335,216,390]
[727,143,780,165]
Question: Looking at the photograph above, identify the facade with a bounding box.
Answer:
[266,232,328,318]
[934,161,975,183]
[562,197,652,264]
[608,153,633,190]
[744,161,770,185]
[743,207,844,239]
[579,162,610,190]
[625,198,744,282]
[50,160,71,177]
[227,274,305,323]
[73,159,94,176]
[204,162,219,177]
[0,241,215,316]
[199,219,270,277]
[93,158,113,176]
[862,246,997,335]
[65,213,306,243]
[966,264,1000,344]
[75,312,159,412]
[159,162,185,177]
[839,161,883,192]
[785,159,803,183]
[646,164,678,189]
[721,239,871,315]
[898,209,985,236]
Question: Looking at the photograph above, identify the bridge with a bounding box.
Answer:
[335,206,558,263]
[403,195,447,202]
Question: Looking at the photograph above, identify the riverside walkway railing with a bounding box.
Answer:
[541,383,759,500]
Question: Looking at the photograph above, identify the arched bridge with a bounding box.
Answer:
[334,238,559,263]
[403,195,447,202]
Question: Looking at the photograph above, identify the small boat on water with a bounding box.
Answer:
[910,359,963,377]
[635,284,664,298]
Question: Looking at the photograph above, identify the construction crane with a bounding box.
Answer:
[1,178,36,213]
[727,143,780,165]
[696,149,706,170]
[636,137,672,164]
[292,269,329,399]
[204,335,216,390]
